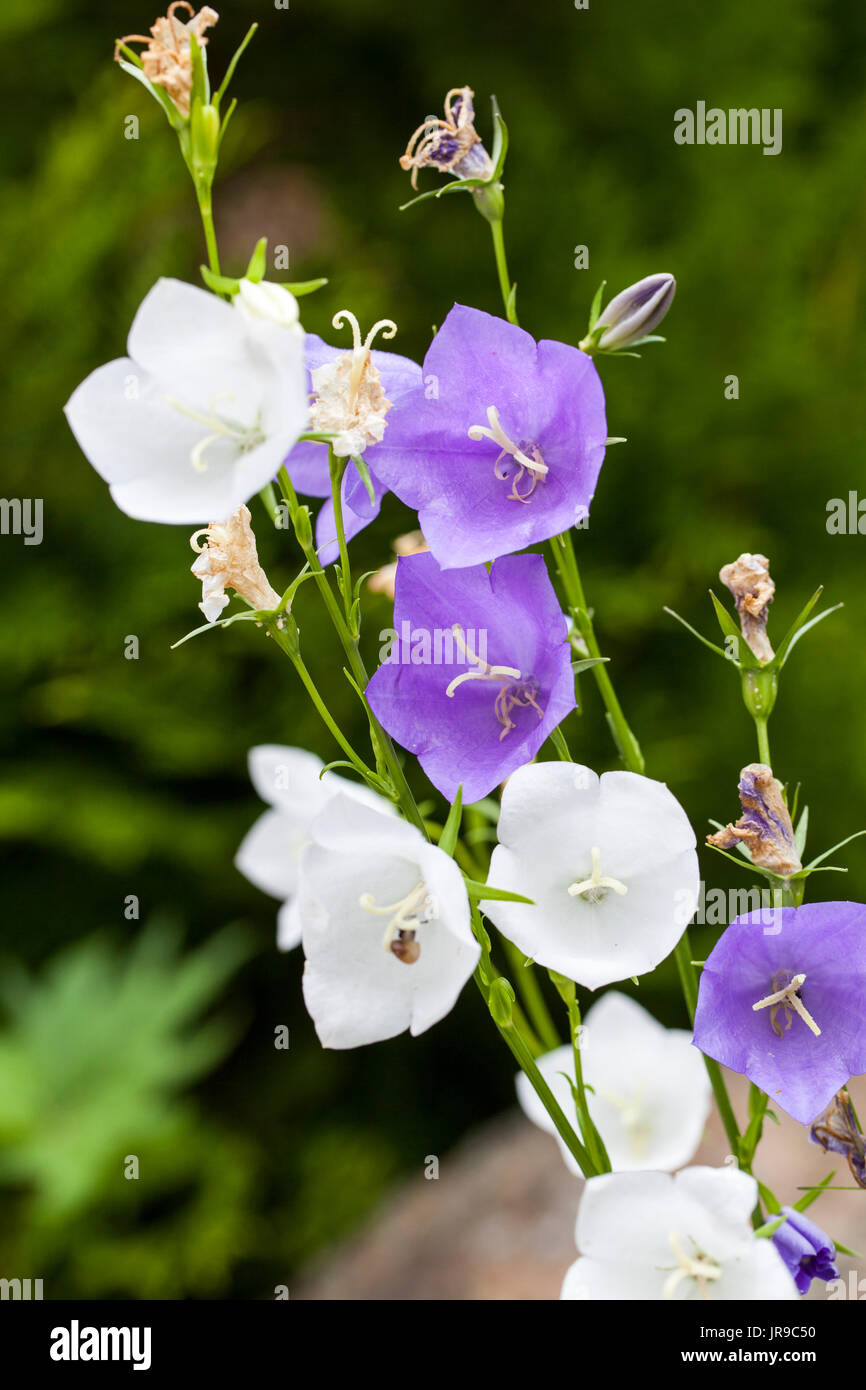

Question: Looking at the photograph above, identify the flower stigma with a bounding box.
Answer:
[752,970,821,1038]
[309,310,397,457]
[467,406,548,503]
[662,1233,722,1300]
[568,847,628,904]
[445,624,544,740]
[166,393,265,471]
[359,881,435,965]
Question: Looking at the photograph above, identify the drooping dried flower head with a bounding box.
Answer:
[707,763,802,877]
[116,3,219,118]
[190,504,280,622]
[810,1089,866,1188]
[719,552,775,664]
[367,531,429,599]
[399,87,493,189]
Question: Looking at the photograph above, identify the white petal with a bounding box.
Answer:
[235,806,309,901]
[276,898,303,951]
[299,832,476,1049]
[309,793,424,858]
[247,745,326,810]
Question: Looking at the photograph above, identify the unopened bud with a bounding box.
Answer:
[583,273,676,353]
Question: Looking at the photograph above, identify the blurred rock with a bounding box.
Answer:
[296,1071,866,1300]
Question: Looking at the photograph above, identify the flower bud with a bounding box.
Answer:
[293,505,313,552]
[583,273,676,352]
[488,976,516,1028]
[235,278,301,329]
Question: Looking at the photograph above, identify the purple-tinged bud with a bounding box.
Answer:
[810,1089,866,1188]
[771,1208,839,1295]
[707,763,802,877]
[583,273,676,353]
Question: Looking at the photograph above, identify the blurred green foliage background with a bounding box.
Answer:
[2,0,866,1297]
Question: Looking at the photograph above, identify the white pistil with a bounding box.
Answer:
[165,394,263,471]
[445,625,543,740]
[752,971,821,1037]
[467,406,548,504]
[568,846,628,903]
[600,1085,650,1157]
[330,309,397,409]
[662,1233,722,1301]
[445,624,521,697]
[359,881,433,962]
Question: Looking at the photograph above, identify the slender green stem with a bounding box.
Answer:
[551,531,645,773]
[490,219,517,324]
[566,993,611,1172]
[474,967,595,1175]
[674,933,741,1158]
[501,938,561,1052]
[275,466,427,834]
[197,189,221,278]
[755,716,771,766]
[327,448,355,630]
[267,623,380,785]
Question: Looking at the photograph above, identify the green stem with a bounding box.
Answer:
[755,716,771,766]
[197,188,221,278]
[551,531,645,773]
[328,448,356,631]
[474,967,595,1175]
[275,466,427,835]
[490,218,517,323]
[501,938,561,1052]
[566,992,611,1172]
[674,933,742,1159]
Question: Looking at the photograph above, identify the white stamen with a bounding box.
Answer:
[752,971,821,1037]
[359,882,433,952]
[568,846,628,901]
[467,406,548,503]
[445,624,521,697]
[661,1232,722,1301]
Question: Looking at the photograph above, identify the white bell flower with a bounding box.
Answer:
[64,277,307,524]
[516,992,711,1175]
[482,761,699,989]
[298,794,478,1048]
[561,1166,799,1301]
[235,745,396,951]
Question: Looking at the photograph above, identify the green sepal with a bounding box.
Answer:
[488,976,516,1028]
[709,589,760,667]
[213,23,258,109]
[794,805,809,858]
[793,1169,836,1213]
[756,1179,781,1215]
[200,266,240,295]
[489,94,509,180]
[170,608,262,649]
[350,454,377,506]
[663,606,728,661]
[571,656,609,675]
[245,236,268,283]
[465,879,534,906]
[754,1215,788,1239]
[116,54,185,130]
[439,788,463,858]
[283,278,329,297]
[587,280,607,333]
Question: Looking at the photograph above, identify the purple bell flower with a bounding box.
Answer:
[692,903,866,1124]
[367,304,608,569]
[365,550,576,803]
[771,1207,839,1295]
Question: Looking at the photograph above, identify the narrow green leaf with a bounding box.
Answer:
[793,1170,836,1213]
[771,586,822,666]
[587,280,607,332]
[794,805,809,858]
[466,879,534,906]
[663,606,728,660]
[776,603,843,668]
[213,22,258,108]
[490,94,509,178]
[283,278,329,297]
[245,236,268,283]
[803,828,866,871]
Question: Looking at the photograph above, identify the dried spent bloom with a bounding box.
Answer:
[365,551,576,804]
[483,761,699,990]
[810,1089,866,1187]
[561,1167,798,1301]
[719,552,775,664]
[399,87,493,189]
[771,1207,839,1295]
[235,745,396,950]
[283,327,422,564]
[516,993,711,1175]
[693,903,866,1124]
[116,3,219,118]
[583,273,676,353]
[367,531,429,600]
[190,505,280,622]
[707,763,802,877]
[368,304,608,569]
[308,311,398,459]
